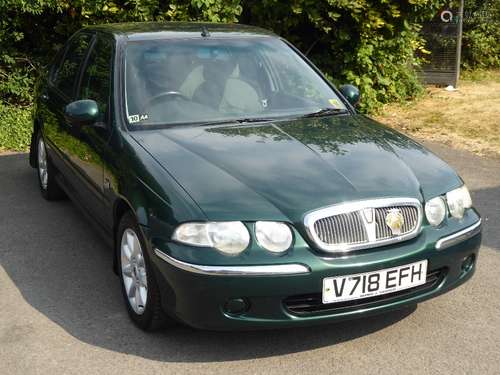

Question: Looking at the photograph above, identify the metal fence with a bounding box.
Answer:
[419,1,464,87]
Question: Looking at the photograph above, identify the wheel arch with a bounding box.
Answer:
[112,196,149,274]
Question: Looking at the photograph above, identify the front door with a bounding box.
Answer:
[68,34,115,231]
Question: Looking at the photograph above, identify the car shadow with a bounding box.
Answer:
[0,153,418,362]
[1,152,497,363]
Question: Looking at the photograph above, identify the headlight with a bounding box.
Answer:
[172,221,250,255]
[255,221,293,253]
[446,185,472,219]
[425,196,446,226]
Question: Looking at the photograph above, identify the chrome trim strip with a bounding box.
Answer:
[154,249,311,276]
[304,198,423,253]
[435,219,482,250]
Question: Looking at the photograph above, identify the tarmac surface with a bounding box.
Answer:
[1,142,499,374]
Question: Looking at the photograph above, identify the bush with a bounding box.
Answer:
[1,1,444,114]
[0,103,32,151]
[242,1,443,111]
[2,1,497,152]
[0,1,243,151]
[0,1,243,105]
[462,0,500,70]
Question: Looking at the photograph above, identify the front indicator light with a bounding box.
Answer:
[255,221,293,253]
[172,221,250,255]
[425,196,446,226]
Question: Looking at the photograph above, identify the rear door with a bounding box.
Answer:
[42,32,94,188]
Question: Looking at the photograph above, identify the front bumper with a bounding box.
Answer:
[151,219,482,331]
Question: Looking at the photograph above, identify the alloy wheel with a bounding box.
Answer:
[120,228,148,315]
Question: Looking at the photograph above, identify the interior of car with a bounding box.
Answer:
[124,38,345,126]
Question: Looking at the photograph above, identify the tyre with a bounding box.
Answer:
[36,131,65,201]
[117,211,171,331]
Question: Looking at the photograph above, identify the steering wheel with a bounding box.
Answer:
[143,91,190,110]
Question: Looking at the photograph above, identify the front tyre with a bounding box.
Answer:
[36,131,65,201]
[118,212,171,331]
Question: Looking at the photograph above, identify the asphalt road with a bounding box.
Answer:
[1,142,499,375]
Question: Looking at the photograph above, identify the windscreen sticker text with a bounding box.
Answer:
[128,114,149,123]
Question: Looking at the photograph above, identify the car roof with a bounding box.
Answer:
[83,22,277,41]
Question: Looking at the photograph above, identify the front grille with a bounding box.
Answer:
[314,211,368,245]
[284,268,446,316]
[304,198,422,253]
[374,205,419,240]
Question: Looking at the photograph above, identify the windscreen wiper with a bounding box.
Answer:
[301,108,349,118]
[235,117,276,124]
[194,117,276,127]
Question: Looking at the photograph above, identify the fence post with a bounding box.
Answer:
[454,0,464,87]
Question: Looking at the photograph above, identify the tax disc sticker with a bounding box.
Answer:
[328,98,342,108]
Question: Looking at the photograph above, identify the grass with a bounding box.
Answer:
[0,103,33,152]
[374,70,500,157]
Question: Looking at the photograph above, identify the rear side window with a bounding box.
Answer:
[79,36,114,122]
[52,33,92,98]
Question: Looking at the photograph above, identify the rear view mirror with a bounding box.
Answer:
[64,99,99,127]
[339,85,361,107]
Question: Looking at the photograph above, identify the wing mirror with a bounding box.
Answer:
[339,84,361,107]
[64,99,99,127]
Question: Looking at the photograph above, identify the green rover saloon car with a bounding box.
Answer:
[29,22,482,331]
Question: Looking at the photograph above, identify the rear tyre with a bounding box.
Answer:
[36,131,65,201]
[117,211,172,331]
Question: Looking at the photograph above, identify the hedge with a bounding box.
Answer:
[461,0,500,70]
[0,103,32,151]
[0,0,498,152]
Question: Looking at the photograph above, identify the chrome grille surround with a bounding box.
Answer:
[304,198,423,253]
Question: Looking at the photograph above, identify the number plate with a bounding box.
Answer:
[322,260,428,304]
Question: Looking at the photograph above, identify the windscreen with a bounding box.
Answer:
[124,37,346,127]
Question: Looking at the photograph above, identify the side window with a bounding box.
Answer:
[49,49,65,83]
[53,33,92,98]
[79,36,114,122]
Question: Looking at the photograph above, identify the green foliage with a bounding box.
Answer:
[462,0,500,70]
[0,0,242,107]
[0,0,243,151]
[0,104,33,151]
[0,0,464,151]
[242,0,443,111]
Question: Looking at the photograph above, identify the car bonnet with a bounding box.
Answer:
[130,114,462,223]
